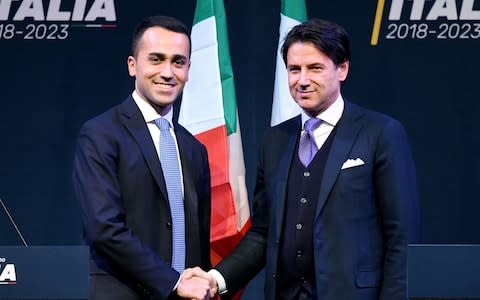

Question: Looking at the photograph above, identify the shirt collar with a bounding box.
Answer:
[301,94,344,128]
[132,90,174,128]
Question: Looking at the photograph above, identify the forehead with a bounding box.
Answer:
[286,42,332,65]
[137,26,190,57]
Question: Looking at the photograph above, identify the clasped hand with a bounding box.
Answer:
[176,267,218,300]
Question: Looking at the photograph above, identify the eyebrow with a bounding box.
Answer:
[288,62,325,68]
[172,54,188,61]
[148,52,188,61]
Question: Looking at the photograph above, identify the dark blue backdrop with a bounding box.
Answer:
[1,0,479,298]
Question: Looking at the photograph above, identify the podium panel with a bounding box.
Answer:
[408,244,480,300]
[0,246,88,299]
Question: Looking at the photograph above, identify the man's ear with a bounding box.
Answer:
[127,56,136,77]
[338,61,349,82]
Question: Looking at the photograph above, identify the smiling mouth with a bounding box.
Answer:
[154,82,175,88]
[297,89,314,93]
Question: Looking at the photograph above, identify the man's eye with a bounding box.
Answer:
[174,59,186,66]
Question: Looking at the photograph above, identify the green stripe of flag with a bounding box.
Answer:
[193,0,213,25]
[215,0,237,135]
[281,0,307,21]
[193,0,237,135]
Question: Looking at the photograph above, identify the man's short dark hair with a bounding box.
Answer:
[131,15,191,57]
[281,19,351,67]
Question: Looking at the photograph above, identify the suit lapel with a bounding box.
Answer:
[314,102,365,220]
[274,117,301,239]
[175,125,202,266]
[175,125,198,221]
[119,97,169,201]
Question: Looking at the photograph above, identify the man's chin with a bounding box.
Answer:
[298,103,324,116]
[297,100,316,109]
[150,95,176,106]
[148,98,175,114]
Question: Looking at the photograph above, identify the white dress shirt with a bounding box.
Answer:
[300,94,344,149]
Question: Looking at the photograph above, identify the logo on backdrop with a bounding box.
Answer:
[0,257,17,285]
[0,0,117,40]
[371,0,480,45]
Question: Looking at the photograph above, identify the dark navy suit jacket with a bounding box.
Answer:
[216,101,420,300]
[73,96,211,300]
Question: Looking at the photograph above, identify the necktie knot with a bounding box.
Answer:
[304,118,321,133]
[155,118,170,132]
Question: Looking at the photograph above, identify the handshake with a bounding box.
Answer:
[176,267,219,300]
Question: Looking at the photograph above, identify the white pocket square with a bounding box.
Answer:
[341,158,365,170]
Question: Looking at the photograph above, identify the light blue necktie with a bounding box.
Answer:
[298,118,322,167]
[155,118,185,273]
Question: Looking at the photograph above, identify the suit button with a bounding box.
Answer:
[296,223,303,230]
[272,273,276,279]
[297,250,303,256]
[166,222,172,228]
[300,197,307,204]
[303,171,310,177]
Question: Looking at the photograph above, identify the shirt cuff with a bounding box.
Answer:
[208,269,228,295]
[172,273,182,292]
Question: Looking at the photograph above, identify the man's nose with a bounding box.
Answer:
[298,70,310,87]
[160,63,174,79]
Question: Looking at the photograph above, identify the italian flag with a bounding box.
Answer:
[179,0,250,267]
[271,0,307,126]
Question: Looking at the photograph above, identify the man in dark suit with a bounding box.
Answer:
[196,18,420,300]
[73,15,212,300]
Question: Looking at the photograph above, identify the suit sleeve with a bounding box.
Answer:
[215,135,270,297]
[72,121,178,300]
[198,143,212,271]
[374,119,421,300]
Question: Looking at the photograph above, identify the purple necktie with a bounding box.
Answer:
[298,118,322,167]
